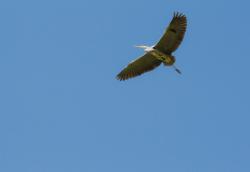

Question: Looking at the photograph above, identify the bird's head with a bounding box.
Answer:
[134,45,153,52]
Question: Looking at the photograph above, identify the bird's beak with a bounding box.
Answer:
[134,45,146,49]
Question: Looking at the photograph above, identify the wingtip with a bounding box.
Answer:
[173,11,186,18]
[116,74,127,81]
[116,75,122,81]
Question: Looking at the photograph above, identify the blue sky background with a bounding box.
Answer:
[0,0,250,172]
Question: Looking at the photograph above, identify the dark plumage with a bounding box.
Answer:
[117,12,187,81]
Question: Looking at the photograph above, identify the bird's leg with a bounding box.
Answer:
[173,65,181,74]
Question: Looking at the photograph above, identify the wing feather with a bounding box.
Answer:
[154,12,187,54]
[116,53,161,81]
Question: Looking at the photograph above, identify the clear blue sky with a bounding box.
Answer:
[0,0,250,172]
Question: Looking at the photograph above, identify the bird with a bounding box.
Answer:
[116,12,187,81]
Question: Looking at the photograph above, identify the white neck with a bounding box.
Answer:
[135,45,153,52]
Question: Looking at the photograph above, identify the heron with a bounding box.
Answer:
[116,12,187,81]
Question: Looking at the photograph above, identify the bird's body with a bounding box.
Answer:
[149,48,176,66]
[135,45,175,65]
[117,12,187,81]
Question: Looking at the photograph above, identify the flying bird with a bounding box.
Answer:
[116,12,187,81]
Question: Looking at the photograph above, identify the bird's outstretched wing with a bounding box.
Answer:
[154,12,187,54]
[116,53,161,81]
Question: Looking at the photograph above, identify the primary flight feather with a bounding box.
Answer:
[117,12,187,81]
